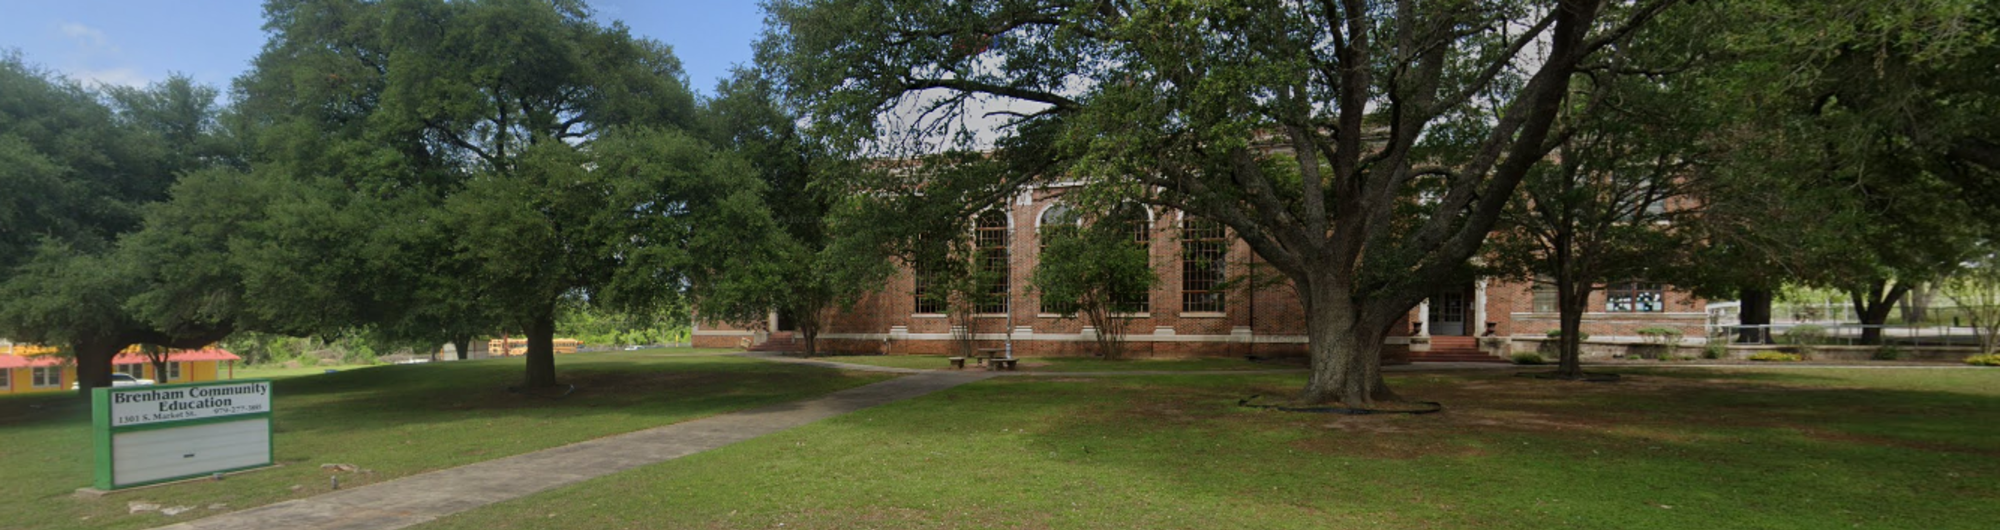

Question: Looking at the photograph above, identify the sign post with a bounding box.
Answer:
[91,380,274,490]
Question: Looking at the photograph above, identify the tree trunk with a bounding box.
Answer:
[146,347,169,383]
[1737,288,1773,343]
[452,335,471,361]
[1556,280,1591,377]
[1850,281,1911,345]
[1086,301,1124,360]
[1298,279,1396,405]
[523,308,558,388]
[799,311,820,357]
[71,339,127,399]
[1900,284,1932,324]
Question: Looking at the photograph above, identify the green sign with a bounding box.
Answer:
[91,380,274,490]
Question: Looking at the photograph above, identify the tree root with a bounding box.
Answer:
[506,383,579,399]
[1238,395,1443,415]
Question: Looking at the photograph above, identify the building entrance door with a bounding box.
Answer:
[1429,291,1469,336]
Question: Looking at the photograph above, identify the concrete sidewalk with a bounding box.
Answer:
[154,371,995,530]
[741,351,1518,376]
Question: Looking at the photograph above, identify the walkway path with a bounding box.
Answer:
[738,351,1516,375]
[154,370,996,530]
[744,352,1994,374]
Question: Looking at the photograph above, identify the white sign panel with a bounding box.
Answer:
[112,418,272,486]
[93,379,276,490]
[106,381,272,427]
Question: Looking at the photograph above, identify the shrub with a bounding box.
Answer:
[1637,327,1685,343]
[1872,345,1903,361]
[1510,353,1548,365]
[1748,352,1801,362]
[1702,343,1726,360]
[1544,329,1590,341]
[1782,325,1827,346]
[1637,327,1687,360]
[1966,354,2000,367]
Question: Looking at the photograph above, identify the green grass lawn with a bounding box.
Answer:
[817,354,1304,372]
[230,363,380,380]
[223,347,748,380]
[417,366,2000,530]
[0,350,889,530]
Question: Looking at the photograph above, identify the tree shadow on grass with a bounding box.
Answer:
[796,370,2000,529]
[0,355,893,530]
[270,358,886,434]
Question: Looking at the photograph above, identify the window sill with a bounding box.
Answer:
[911,313,948,319]
[1179,312,1227,318]
[975,314,1010,319]
[1039,313,1152,319]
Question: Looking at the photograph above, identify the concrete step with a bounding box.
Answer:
[1410,357,1510,363]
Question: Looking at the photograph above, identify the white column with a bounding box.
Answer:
[1474,279,1489,335]
[1416,299,1431,336]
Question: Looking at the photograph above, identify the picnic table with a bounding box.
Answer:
[973,348,1008,364]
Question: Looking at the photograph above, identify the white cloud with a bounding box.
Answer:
[72,67,149,88]
[52,22,147,87]
[58,22,117,53]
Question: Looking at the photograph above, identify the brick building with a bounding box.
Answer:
[694,185,1710,360]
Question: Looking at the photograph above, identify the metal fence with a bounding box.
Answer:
[1711,323,1984,347]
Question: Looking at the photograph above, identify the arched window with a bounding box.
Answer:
[974,209,1011,314]
[1038,203,1079,314]
[1037,203,1078,230]
[1181,217,1227,313]
[1111,203,1153,313]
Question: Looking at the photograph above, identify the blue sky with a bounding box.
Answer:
[0,1,766,96]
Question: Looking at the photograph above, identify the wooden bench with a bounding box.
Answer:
[989,358,1019,371]
[948,357,967,369]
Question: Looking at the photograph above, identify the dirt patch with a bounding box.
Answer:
[1288,415,1490,459]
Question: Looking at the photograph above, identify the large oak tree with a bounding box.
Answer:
[235,0,779,387]
[0,56,238,396]
[764,0,1680,403]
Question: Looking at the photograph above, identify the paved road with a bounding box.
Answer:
[152,370,996,530]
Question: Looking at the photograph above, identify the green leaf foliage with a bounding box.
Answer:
[1030,206,1159,358]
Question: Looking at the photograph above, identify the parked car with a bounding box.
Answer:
[71,373,156,390]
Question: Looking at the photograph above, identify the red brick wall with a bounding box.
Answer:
[1488,278,1710,340]
[699,187,1704,359]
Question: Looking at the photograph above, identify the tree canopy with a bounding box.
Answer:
[765,0,1683,404]
[226,0,782,387]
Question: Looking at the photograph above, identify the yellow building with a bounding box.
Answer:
[486,338,582,356]
[0,343,242,395]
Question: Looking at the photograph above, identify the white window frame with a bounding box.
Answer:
[31,366,62,388]
[163,362,183,381]
[0,368,10,390]
[117,363,146,378]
